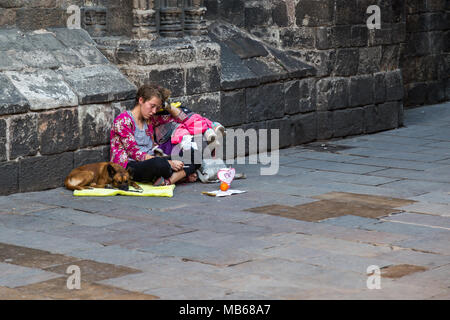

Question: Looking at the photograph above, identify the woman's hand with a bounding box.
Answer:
[168,160,184,172]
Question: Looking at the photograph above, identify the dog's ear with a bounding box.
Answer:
[127,166,135,179]
[107,164,116,178]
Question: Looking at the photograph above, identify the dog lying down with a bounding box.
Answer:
[65,162,142,192]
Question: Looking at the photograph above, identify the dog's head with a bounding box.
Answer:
[107,163,133,191]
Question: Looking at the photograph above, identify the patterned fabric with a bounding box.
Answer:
[110,111,154,168]
[150,108,190,145]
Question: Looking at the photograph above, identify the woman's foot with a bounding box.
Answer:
[153,177,172,186]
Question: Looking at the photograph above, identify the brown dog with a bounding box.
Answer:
[64,162,141,191]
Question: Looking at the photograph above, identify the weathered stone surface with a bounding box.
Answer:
[177,92,221,123]
[272,0,288,27]
[48,27,96,48]
[268,47,316,78]
[291,112,317,145]
[284,80,300,115]
[9,114,38,159]
[280,27,315,50]
[364,102,400,133]
[334,48,359,76]
[224,34,268,59]
[245,4,271,29]
[19,152,74,192]
[0,161,19,195]
[385,70,404,101]
[246,83,285,122]
[244,56,288,84]
[148,67,185,97]
[61,65,136,105]
[4,70,78,111]
[74,146,110,168]
[333,107,364,137]
[38,109,79,155]
[296,0,334,27]
[298,78,317,113]
[0,119,6,162]
[317,111,333,140]
[349,75,374,107]
[358,46,382,74]
[0,74,29,116]
[220,90,246,127]
[24,31,65,51]
[218,0,245,27]
[186,65,220,95]
[78,104,115,148]
[51,48,86,69]
[15,8,66,31]
[374,72,387,103]
[214,39,259,90]
[316,77,349,111]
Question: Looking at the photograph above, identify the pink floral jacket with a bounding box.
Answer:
[110,111,154,168]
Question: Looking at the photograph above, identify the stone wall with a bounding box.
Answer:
[205,0,449,109]
[0,28,136,195]
[402,0,449,107]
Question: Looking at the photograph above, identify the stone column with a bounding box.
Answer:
[184,0,207,36]
[132,0,158,40]
[159,0,184,38]
[82,6,107,37]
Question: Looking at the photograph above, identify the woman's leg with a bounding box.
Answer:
[127,157,173,183]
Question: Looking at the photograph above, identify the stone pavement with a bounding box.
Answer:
[1,102,450,300]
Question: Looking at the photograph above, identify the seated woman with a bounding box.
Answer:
[110,85,193,186]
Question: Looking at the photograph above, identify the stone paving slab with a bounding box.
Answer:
[0,262,62,288]
[382,212,450,229]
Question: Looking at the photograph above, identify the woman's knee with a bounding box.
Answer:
[152,157,173,178]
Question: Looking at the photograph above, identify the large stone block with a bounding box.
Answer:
[334,48,359,76]
[333,107,364,138]
[186,65,220,95]
[272,0,288,27]
[4,69,78,111]
[215,40,259,90]
[48,27,96,48]
[335,0,360,25]
[374,72,387,104]
[317,111,333,140]
[0,161,19,195]
[364,102,400,134]
[351,25,368,47]
[246,83,285,122]
[0,8,16,26]
[38,108,79,155]
[177,92,221,124]
[219,0,245,27]
[284,80,300,115]
[15,8,66,31]
[0,119,6,162]
[316,77,349,111]
[148,67,185,97]
[268,47,316,78]
[296,0,334,27]
[0,74,29,116]
[78,104,115,148]
[244,56,288,84]
[349,75,374,107]
[291,112,317,145]
[74,146,110,168]
[19,152,74,193]
[406,32,430,56]
[280,27,315,49]
[405,82,427,106]
[291,49,335,77]
[220,90,246,127]
[61,65,137,105]
[380,45,401,71]
[25,31,66,51]
[298,78,316,113]
[9,113,38,159]
[245,4,271,29]
[385,70,404,101]
[358,46,382,74]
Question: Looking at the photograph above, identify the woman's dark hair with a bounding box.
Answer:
[135,84,171,106]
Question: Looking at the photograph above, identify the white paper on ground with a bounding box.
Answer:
[202,189,247,197]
